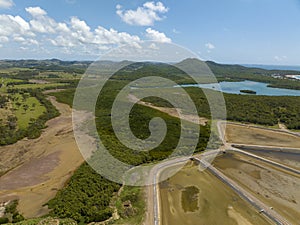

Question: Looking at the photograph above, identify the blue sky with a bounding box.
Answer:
[0,0,299,65]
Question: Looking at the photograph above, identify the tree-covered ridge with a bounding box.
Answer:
[205,60,300,90]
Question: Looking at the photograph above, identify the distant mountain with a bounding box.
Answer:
[175,58,300,78]
[0,59,93,70]
[175,58,300,90]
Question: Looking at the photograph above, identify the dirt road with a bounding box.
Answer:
[0,95,94,218]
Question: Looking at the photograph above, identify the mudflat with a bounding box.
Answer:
[159,162,272,225]
[225,123,300,148]
[0,96,94,218]
[213,152,300,225]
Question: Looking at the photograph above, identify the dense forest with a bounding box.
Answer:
[47,163,121,223]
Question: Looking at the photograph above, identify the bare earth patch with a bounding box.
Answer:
[158,162,271,225]
[0,96,95,218]
[213,152,300,225]
[225,123,300,148]
[128,94,208,126]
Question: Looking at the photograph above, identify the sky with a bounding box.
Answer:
[0,0,300,65]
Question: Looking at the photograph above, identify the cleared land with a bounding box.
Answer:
[159,162,271,225]
[225,123,300,148]
[213,152,300,225]
[128,94,208,126]
[0,96,94,218]
[243,148,300,170]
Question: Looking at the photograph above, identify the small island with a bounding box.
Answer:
[240,89,257,94]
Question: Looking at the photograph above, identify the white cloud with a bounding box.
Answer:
[172,28,180,34]
[116,1,168,26]
[145,28,171,43]
[0,36,9,43]
[13,36,25,42]
[25,7,47,17]
[65,0,76,4]
[36,12,142,54]
[205,42,215,50]
[149,43,159,50]
[26,7,59,34]
[0,15,33,37]
[0,6,173,57]
[0,0,14,9]
[274,55,287,62]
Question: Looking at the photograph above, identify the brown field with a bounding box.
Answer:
[225,123,300,148]
[159,162,272,225]
[213,152,300,225]
[0,96,94,218]
[240,148,300,171]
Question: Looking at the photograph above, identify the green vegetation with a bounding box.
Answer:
[9,83,67,90]
[0,89,59,145]
[114,186,145,224]
[10,93,46,130]
[0,200,24,224]
[4,217,77,225]
[0,66,68,145]
[144,86,300,129]
[181,186,200,212]
[239,89,256,94]
[51,89,75,106]
[47,163,121,224]
[205,60,300,90]
[224,93,300,129]
[0,78,23,93]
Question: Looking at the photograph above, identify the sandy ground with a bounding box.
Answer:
[158,162,271,225]
[0,96,95,218]
[225,123,300,148]
[128,94,208,126]
[213,152,300,225]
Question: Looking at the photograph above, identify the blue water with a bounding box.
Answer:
[180,80,300,96]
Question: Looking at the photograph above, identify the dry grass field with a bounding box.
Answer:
[213,152,300,225]
[158,162,271,225]
[225,123,300,148]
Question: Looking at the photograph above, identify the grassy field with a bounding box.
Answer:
[213,152,300,225]
[159,162,271,225]
[0,68,32,74]
[225,123,300,148]
[0,93,46,130]
[11,83,67,90]
[38,71,81,79]
[0,78,23,93]
[11,94,46,129]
